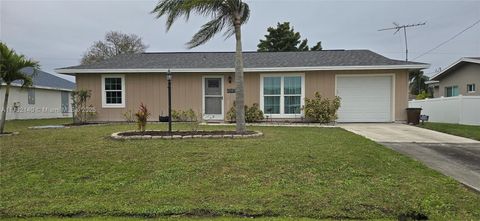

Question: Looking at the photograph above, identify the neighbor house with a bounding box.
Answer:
[56,50,428,123]
[426,57,480,98]
[0,68,75,120]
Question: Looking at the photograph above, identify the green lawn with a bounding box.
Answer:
[1,119,479,220]
[418,122,480,141]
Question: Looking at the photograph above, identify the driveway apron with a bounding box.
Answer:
[340,123,480,192]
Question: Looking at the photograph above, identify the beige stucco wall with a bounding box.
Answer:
[76,69,409,122]
[437,63,480,97]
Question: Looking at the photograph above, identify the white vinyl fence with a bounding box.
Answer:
[409,96,480,125]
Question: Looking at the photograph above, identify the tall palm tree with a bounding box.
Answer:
[0,42,39,133]
[409,70,429,95]
[152,0,250,133]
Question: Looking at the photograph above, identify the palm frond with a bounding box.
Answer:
[152,0,250,48]
[152,0,223,31]
[187,15,228,48]
[0,42,40,86]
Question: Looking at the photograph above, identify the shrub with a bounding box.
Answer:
[416,90,429,100]
[227,102,264,123]
[122,110,135,122]
[172,109,197,122]
[135,103,150,133]
[71,89,95,124]
[226,105,236,122]
[172,109,199,131]
[246,103,264,122]
[303,92,341,123]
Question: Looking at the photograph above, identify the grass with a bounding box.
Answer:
[418,122,480,141]
[1,119,479,220]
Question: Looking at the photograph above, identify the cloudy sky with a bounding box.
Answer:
[1,0,479,82]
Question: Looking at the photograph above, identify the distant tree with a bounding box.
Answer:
[409,70,430,96]
[310,41,323,51]
[0,42,40,134]
[257,22,322,52]
[81,31,148,64]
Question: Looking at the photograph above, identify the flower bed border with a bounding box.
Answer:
[0,132,19,137]
[111,130,263,140]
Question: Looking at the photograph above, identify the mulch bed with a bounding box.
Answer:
[118,130,256,136]
[0,132,19,137]
[64,122,105,127]
[111,130,263,140]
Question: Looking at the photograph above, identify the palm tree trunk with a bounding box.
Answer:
[234,20,246,133]
[0,83,11,133]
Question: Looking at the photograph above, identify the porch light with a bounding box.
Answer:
[166,69,172,81]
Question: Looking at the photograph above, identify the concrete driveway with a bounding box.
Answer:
[340,123,480,192]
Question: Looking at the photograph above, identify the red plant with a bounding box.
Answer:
[135,103,150,132]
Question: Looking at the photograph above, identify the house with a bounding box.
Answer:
[56,50,428,123]
[0,68,75,120]
[426,57,480,98]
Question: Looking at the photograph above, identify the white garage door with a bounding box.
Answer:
[336,75,393,122]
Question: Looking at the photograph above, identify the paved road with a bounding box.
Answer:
[340,123,480,192]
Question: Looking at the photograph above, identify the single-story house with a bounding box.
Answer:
[1,68,75,120]
[426,57,480,98]
[56,50,428,123]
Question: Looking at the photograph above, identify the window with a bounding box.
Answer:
[263,77,281,114]
[284,77,302,114]
[61,91,69,113]
[467,84,476,93]
[445,86,459,97]
[261,75,304,117]
[102,75,125,108]
[27,88,35,105]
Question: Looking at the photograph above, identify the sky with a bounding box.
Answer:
[1,0,479,82]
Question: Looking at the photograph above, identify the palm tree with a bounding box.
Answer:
[152,0,250,133]
[0,42,40,133]
[409,70,429,96]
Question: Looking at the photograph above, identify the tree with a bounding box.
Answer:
[81,31,148,65]
[152,0,250,133]
[0,42,40,134]
[409,70,429,96]
[71,89,92,124]
[257,22,322,52]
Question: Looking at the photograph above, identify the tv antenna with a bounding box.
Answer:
[379,22,426,61]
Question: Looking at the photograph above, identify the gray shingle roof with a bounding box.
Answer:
[430,57,480,81]
[58,50,427,71]
[9,68,76,90]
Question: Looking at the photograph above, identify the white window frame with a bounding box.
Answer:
[101,74,126,108]
[260,73,305,118]
[467,84,476,93]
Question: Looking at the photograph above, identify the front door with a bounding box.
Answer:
[203,77,224,120]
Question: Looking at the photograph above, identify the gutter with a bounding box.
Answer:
[1,83,74,92]
[56,64,430,75]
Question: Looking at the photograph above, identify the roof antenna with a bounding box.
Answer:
[378,22,426,61]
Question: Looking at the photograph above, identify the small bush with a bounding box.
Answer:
[122,110,135,122]
[226,105,236,122]
[172,109,199,131]
[416,90,429,100]
[227,102,264,123]
[71,89,95,124]
[135,103,150,133]
[303,92,341,123]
